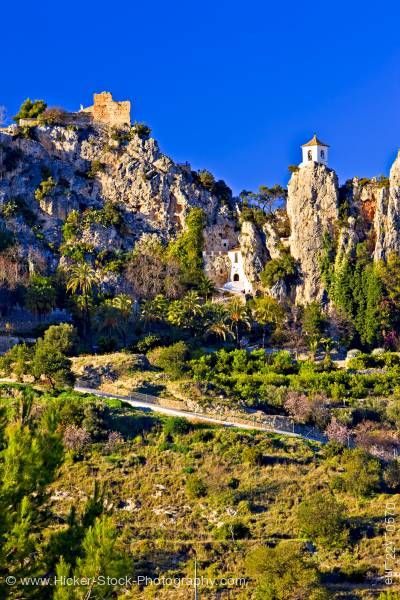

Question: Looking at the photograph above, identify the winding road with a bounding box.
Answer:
[75,385,327,443]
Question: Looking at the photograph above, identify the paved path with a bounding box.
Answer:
[0,378,326,443]
[75,385,326,443]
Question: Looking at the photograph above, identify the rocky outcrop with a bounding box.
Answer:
[0,122,235,285]
[287,163,339,304]
[263,221,282,259]
[238,220,268,289]
[374,152,400,261]
[335,216,358,263]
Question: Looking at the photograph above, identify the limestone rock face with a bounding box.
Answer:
[203,214,238,287]
[374,152,400,261]
[287,163,339,304]
[0,124,235,287]
[238,220,268,288]
[263,222,282,259]
[335,217,359,263]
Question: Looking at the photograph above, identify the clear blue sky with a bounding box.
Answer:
[2,0,400,194]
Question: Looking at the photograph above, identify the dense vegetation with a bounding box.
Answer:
[2,97,400,597]
[0,383,399,599]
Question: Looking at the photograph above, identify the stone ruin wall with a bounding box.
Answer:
[90,92,131,127]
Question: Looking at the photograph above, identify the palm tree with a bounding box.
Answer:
[207,319,233,342]
[204,303,232,342]
[226,297,251,347]
[167,300,187,329]
[197,277,215,301]
[252,295,285,348]
[141,294,167,331]
[320,336,336,367]
[182,291,202,317]
[94,301,121,341]
[66,262,99,338]
[111,294,133,345]
[308,337,320,362]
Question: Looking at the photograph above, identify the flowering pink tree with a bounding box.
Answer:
[63,425,91,453]
[284,391,312,424]
[326,417,351,446]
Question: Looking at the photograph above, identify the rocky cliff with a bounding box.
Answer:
[1,106,400,309]
[287,163,339,304]
[0,120,237,288]
[374,152,400,261]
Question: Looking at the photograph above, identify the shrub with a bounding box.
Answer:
[215,520,250,540]
[13,98,47,122]
[82,401,110,441]
[38,108,67,126]
[246,542,327,599]
[131,122,151,140]
[269,350,294,374]
[383,460,400,492]
[335,448,381,496]
[197,169,215,190]
[0,226,14,251]
[347,352,374,370]
[87,159,105,178]
[297,491,349,548]
[147,341,189,377]
[242,447,263,466]
[163,417,192,437]
[1,200,18,219]
[34,176,56,202]
[136,334,161,353]
[260,252,296,288]
[186,475,207,498]
[63,425,91,454]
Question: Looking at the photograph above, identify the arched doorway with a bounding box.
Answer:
[233,274,240,282]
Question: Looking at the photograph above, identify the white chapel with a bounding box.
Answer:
[300,134,329,167]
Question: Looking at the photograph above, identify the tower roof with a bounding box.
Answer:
[301,134,329,148]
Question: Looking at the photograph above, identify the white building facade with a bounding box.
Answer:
[300,134,329,167]
[223,248,253,294]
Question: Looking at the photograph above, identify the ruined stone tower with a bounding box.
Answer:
[81,92,131,127]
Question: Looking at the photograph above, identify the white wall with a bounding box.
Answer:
[227,250,253,294]
[301,145,328,166]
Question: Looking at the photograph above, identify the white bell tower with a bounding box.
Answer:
[300,134,329,167]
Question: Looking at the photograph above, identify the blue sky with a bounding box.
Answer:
[2,0,400,194]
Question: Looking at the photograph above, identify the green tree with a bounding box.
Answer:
[260,252,296,288]
[25,274,56,319]
[197,276,215,301]
[205,304,232,342]
[297,491,348,548]
[147,342,189,377]
[226,297,251,347]
[168,208,205,287]
[73,515,129,599]
[31,337,75,389]
[42,323,76,355]
[337,448,381,497]
[141,294,168,331]
[66,262,99,338]
[251,295,285,347]
[246,542,328,600]
[249,183,287,214]
[3,496,36,570]
[13,98,47,122]
[197,169,215,190]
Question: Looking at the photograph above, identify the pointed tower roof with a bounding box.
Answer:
[301,134,330,148]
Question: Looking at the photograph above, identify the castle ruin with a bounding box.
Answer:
[81,92,131,127]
